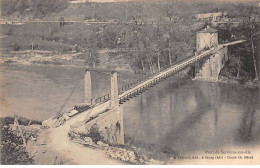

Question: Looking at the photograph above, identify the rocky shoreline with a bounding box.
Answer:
[68,131,171,165]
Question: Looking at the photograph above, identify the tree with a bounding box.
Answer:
[85,29,100,68]
[247,16,259,81]
[150,22,164,72]
[163,22,178,66]
[1,126,33,164]
[235,5,259,81]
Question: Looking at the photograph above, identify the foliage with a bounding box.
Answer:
[221,42,256,81]
[0,126,33,165]
[80,124,103,143]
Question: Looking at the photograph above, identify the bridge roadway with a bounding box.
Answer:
[91,40,245,104]
[118,47,216,102]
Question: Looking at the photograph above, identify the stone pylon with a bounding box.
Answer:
[117,107,124,145]
[110,71,119,109]
[84,70,92,106]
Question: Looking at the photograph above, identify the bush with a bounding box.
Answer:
[0,126,33,164]
[80,124,103,143]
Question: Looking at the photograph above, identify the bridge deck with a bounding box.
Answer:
[118,47,217,102]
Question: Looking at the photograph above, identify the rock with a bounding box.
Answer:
[106,147,137,164]
[127,151,137,163]
[97,141,103,146]
[139,158,145,164]
[67,110,79,117]
[83,137,93,145]
[128,151,135,158]
[84,137,91,142]
[97,141,109,147]
[149,158,164,165]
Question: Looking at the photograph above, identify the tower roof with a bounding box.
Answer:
[198,25,218,33]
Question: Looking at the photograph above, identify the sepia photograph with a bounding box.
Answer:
[0,0,259,165]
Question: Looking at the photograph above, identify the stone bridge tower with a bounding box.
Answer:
[195,25,228,81]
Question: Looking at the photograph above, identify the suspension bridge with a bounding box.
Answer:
[89,39,245,106]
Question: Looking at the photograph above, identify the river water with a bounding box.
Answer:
[1,64,260,155]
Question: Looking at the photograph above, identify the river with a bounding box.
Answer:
[1,64,260,155]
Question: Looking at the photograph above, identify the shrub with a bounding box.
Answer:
[0,126,33,165]
[80,124,103,143]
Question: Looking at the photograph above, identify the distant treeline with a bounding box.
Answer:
[1,0,69,18]
[1,0,259,20]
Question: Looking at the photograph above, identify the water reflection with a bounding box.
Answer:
[122,76,260,155]
[237,105,256,142]
[235,88,259,144]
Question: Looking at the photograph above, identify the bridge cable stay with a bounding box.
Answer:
[56,78,81,115]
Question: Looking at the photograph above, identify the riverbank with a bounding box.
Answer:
[0,114,176,165]
[0,116,124,165]
[0,48,133,73]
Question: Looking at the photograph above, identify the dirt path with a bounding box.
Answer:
[46,111,125,165]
